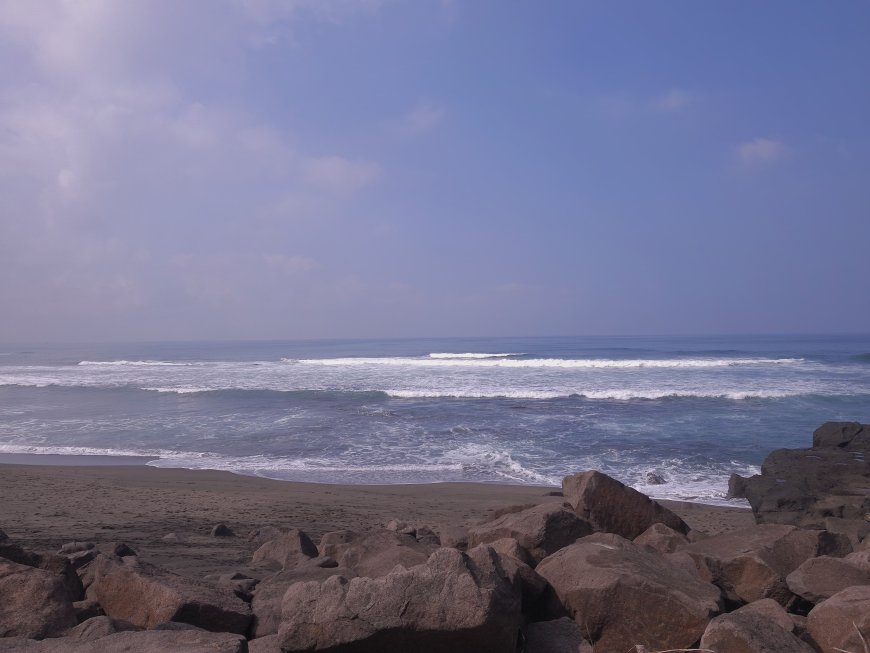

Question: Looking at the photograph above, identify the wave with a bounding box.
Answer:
[78,360,194,367]
[387,389,803,400]
[292,356,805,369]
[427,352,525,359]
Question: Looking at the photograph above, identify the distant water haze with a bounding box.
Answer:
[1,335,868,505]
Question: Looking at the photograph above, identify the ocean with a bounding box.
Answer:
[0,335,868,505]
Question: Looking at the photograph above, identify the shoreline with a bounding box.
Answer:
[0,458,753,580]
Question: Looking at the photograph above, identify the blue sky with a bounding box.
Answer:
[1,1,868,341]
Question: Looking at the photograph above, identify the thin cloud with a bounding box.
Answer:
[736,138,788,165]
[393,102,447,136]
[302,156,381,192]
[654,89,692,111]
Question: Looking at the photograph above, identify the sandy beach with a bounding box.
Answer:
[0,456,754,579]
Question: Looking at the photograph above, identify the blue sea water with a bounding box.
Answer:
[0,335,868,505]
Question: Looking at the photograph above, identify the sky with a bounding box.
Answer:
[1,1,868,342]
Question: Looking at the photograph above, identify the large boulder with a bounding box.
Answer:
[66,616,139,640]
[0,630,247,652]
[0,558,76,639]
[278,546,522,653]
[813,421,869,449]
[0,541,83,602]
[524,618,592,653]
[317,530,358,558]
[84,554,250,633]
[806,585,870,653]
[786,555,870,604]
[562,471,689,539]
[633,522,689,554]
[250,562,355,638]
[336,530,435,578]
[535,533,721,652]
[251,529,318,570]
[699,611,815,653]
[679,523,851,605]
[468,503,593,564]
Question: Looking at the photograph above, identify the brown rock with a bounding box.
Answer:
[0,558,76,639]
[468,503,593,564]
[535,533,721,652]
[71,600,103,623]
[524,617,592,653]
[437,525,469,550]
[0,630,248,652]
[732,598,794,633]
[633,522,689,554]
[680,523,851,604]
[248,526,283,546]
[845,549,870,572]
[336,529,435,578]
[85,554,251,633]
[562,470,689,539]
[807,585,870,653]
[248,634,282,653]
[67,616,140,640]
[278,546,522,653]
[786,555,870,604]
[316,530,358,558]
[251,529,318,570]
[0,542,83,602]
[700,611,815,653]
[250,563,355,638]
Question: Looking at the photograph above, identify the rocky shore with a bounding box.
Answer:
[1,422,868,652]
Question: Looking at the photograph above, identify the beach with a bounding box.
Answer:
[0,456,754,579]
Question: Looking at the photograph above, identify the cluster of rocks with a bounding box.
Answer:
[2,422,869,652]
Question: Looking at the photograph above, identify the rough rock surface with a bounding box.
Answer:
[732,598,794,633]
[278,546,522,653]
[468,503,593,564]
[250,562,355,638]
[807,584,870,652]
[0,630,247,652]
[67,616,140,640]
[336,529,435,578]
[633,522,689,554]
[562,470,689,539]
[317,530,358,559]
[535,533,721,652]
[0,558,77,639]
[680,523,851,604]
[85,554,251,633]
[785,554,870,604]
[699,610,815,653]
[524,618,592,653]
[0,541,84,602]
[248,634,282,653]
[251,529,318,570]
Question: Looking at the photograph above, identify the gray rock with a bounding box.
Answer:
[211,524,234,537]
[278,546,522,653]
[535,533,721,652]
[645,472,666,485]
[562,470,689,539]
[469,503,593,565]
[0,558,77,639]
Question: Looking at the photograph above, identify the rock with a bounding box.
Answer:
[645,472,666,485]
[0,529,7,541]
[248,634,282,653]
[785,555,870,604]
[415,525,441,546]
[807,585,870,653]
[481,539,548,615]
[316,530,358,558]
[102,543,136,558]
[633,522,689,554]
[524,617,593,653]
[248,526,283,546]
[680,523,852,605]
[845,549,870,572]
[251,529,318,570]
[161,533,180,542]
[562,470,689,539]
[468,503,593,565]
[211,524,234,537]
[732,598,794,633]
[0,542,84,602]
[203,571,259,601]
[727,473,748,499]
[59,543,94,555]
[438,525,469,550]
[813,420,868,449]
[66,550,97,571]
[385,518,415,535]
[699,610,816,653]
[72,600,103,623]
[85,554,251,633]
[824,515,870,548]
[336,529,435,578]
[0,630,248,652]
[0,558,77,639]
[278,546,522,653]
[67,616,140,640]
[535,533,721,652]
[153,621,206,631]
[250,564,354,638]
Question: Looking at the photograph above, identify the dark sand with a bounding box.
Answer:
[0,458,754,578]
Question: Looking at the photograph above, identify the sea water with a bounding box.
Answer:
[0,335,868,505]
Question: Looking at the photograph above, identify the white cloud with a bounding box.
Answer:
[303,156,381,192]
[393,102,447,135]
[736,138,788,165]
[654,89,692,111]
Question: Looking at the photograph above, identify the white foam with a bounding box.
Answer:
[427,352,524,359]
[78,360,193,367]
[294,356,805,369]
[386,388,803,400]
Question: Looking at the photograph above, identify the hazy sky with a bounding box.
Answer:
[1,1,868,342]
